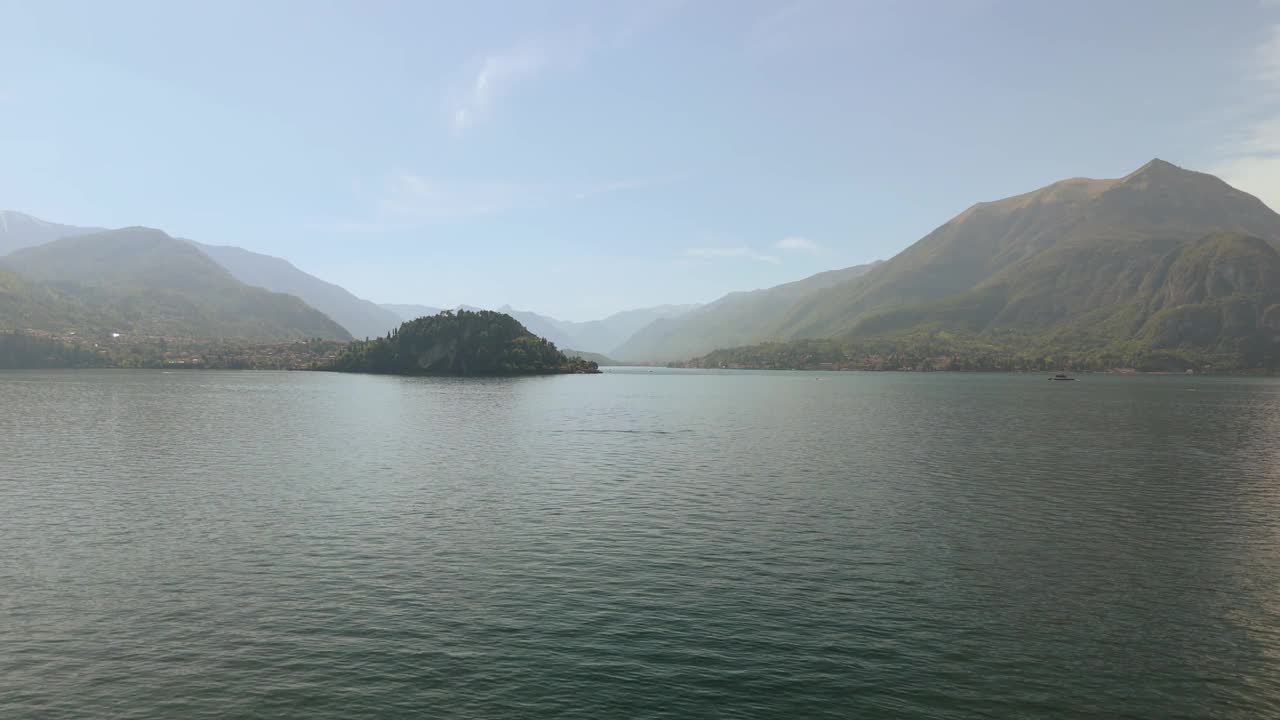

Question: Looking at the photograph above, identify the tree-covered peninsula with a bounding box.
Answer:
[324,309,600,376]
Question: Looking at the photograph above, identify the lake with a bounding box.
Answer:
[2,368,1279,719]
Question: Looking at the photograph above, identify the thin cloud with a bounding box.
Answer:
[775,236,819,252]
[1213,24,1280,210]
[449,44,549,135]
[446,25,599,136]
[446,7,684,136]
[684,247,781,264]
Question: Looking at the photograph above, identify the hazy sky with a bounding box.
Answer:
[2,0,1277,320]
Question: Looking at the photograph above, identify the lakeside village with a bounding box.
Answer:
[1,329,345,370]
[0,329,1226,374]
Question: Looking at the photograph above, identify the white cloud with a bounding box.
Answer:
[446,25,607,136]
[684,247,781,264]
[774,236,819,252]
[1213,24,1280,210]
[445,6,687,136]
[449,45,549,135]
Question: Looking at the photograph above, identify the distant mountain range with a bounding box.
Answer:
[0,211,404,340]
[0,210,102,256]
[190,243,402,341]
[5,158,1279,370]
[679,159,1280,370]
[379,303,700,355]
[1,228,350,340]
[611,263,881,362]
[497,304,701,355]
[381,304,446,322]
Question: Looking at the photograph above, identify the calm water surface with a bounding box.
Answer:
[2,369,1279,719]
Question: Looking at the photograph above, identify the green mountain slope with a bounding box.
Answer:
[612,262,881,362]
[0,228,352,340]
[0,267,116,331]
[327,309,599,375]
[686,158,1280,372]
[1,209,401,340]
[694,231,1280,371]
[782,159,1280,340]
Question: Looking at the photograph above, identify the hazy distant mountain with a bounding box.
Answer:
[381,302,700,354]
[561,348,618,366]
[612,263,881,362]
[1,228,351,340]
[193,242,402,340]
[500,304,701,354]
[690,159,1280,371]
[381,304,447,322]
[497,307,581,349]
[0,210,102,255]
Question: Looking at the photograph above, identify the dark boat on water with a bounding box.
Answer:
[1049,372,1076,381]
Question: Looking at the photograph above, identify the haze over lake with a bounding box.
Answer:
[3,369,1279,719]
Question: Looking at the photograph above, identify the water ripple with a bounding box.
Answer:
[1,369,1279,718]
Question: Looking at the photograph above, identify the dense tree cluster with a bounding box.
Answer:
[325,310,600,376]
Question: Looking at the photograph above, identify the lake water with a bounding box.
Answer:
[2,368,1279,719]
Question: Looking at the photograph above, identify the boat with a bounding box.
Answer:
[1049,372,1075,381]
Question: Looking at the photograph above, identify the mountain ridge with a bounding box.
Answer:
[192,241,403,340]
[612,261,882,362]
[683,160,1280,371]
[0,228,351,341]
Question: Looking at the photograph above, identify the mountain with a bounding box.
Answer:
[564,304,702,354]
[783,159,1280,339]
[0,210,103,256]
[612,262,881,362]
[0,228,351,340]
[561,348,618,366]
[497,307,581,349]
[192,242,403,340]
[382,303,446,322]
[500,304,701,355]
[0,210,403,340]
[326,309,599,375]
[693,231,1280,372]
[382,303,700,354]
[687,160,1280,371]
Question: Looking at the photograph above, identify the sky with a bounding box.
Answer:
[2,0,1279,321]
